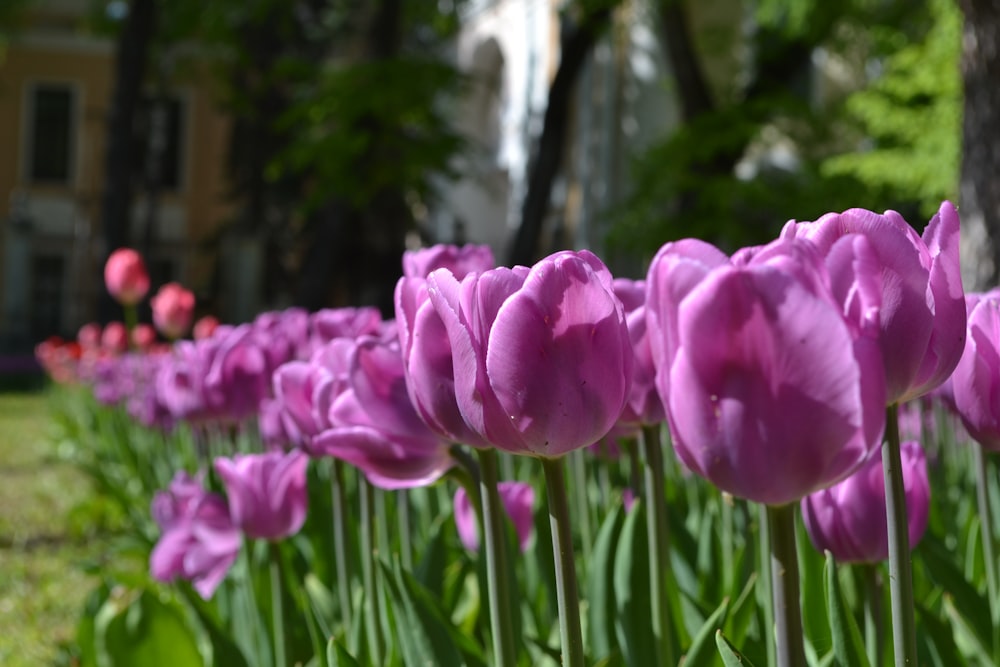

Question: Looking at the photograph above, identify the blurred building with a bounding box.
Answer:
[0,0,714,352]
[0,0,232,352]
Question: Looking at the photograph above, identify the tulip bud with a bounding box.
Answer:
[151,282,195,339]
[104,248,150,306]
[802,441,930,563]
[214,450,309,541]
[453,481,535,552]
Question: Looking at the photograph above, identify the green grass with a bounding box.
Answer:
[0,391,106,666]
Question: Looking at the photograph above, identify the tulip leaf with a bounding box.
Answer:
[942,595,994,664]
[724,572,759,650]
[915,602,964,667]
[716,629,759,667]
[327,637,362,667]
[587,504,625,662]
[823,552,870,667]
[797,519,830,652]
[920,539,993,653]
[683,596,729,667]
[379,560,486,667]
[614,500,657,666]
[95,589,205,667]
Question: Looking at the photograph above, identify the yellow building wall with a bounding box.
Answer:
[0,21,234,344]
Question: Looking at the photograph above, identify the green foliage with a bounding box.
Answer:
[608,0,959,259]
[274,57,466,211]
[821,0,961,220]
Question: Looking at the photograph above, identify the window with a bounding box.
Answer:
[135,95,185,191]
[27,84,76,185]
[30,254,65,339]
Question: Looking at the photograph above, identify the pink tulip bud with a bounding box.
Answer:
[104,248,150,306]
[802,441,930,563]
[101,321,129,354]
[193,315,220,340]
[453,481,535,552]
[151,282,195,339]
[132,323,157,350]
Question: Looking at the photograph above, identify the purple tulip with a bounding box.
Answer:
[213,450,309,541]
[309,307,382,350]
[802,441,930,563]
[310,336,454,489]
[402,243,495,280]
[952,294,1000,450]
[453,481,535,552]
[395,244,497,447]
[423,250,633,457]
[782,201,966,404]
[150,472,241,599]
[647,237,886,505]
[613,278,664,427]
[203,325,271,422]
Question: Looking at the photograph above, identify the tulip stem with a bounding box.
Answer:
[973,444,999,656]
[360,478,383,665]
[398,490,413,571]
[542,456,585,667]
[758,503,776,667]
[478,448,517,667]
[641,424,676,667]
[330,460,353,635]
[571,449,593,563]
[882,403,917,666]
[862,563,883,667]
[124,303,138,349]
[767,503,807,667]
[269,541,287,667]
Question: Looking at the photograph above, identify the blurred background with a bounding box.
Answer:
[0,0,995,356]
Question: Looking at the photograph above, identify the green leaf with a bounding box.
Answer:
[614,501,657,666]
[823,552,870,667]
[95,589,205,667]
[915,602,964,667]
[327,637,362,667]
[684,596,730,667]
[587,504,625,662]
[920,539,993,653]
[379,560,477,667]
[717,629,759,667]
[724,573,759,649]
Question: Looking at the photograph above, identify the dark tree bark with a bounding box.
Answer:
[657,0,714,122]
[295,0,409,315]
[958,0,1000,290]
[507,2,616,267]
[98,0,157,322]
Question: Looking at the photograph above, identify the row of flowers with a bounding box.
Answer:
[41,200,1000,666]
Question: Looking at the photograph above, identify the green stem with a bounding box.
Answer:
[542,456,585,667]
[882,404,917,666]
[269,542,287,667]
[399,489,413,571]
[360,478,383,664]
[330,460,353,636]
[973,444,999,658]
[758,503,776,667]
[641,424,676,667]
[862,563,883,667]
[571,449,593,563]
[767,503,807,667]
[477,448,517,667]
[124,303,138,349]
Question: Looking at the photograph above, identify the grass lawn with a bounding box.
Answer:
[0,390,106,666]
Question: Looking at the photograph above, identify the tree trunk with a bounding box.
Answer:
[98,0,156,321]
[507,3,616,267]
[958,0,1000,290]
